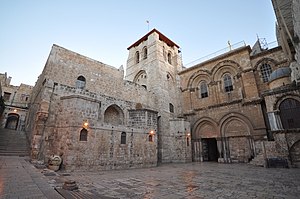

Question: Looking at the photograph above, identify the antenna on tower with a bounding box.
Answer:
[146,20,149,31]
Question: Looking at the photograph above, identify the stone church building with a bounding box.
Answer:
[2,0,294,170]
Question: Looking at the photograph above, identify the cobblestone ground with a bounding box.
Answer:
[46,162,300,199]
[0,156,63,199]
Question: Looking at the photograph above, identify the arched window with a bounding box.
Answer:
[76,76,86,89]
[121,132,126,144]
[133,70,147,89]
[79,128,88,141]
[135,51,140,64]
[143,47,147,60]
[260,63,272,83]
[200,82,208,98]
[167,52,172,64]
[223,74,233,92]
[169,103,174,113]
[163,46,166,61]
[279,99,300,129]
[149,134,154,142]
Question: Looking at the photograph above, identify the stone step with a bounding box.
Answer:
[0,129,29,156]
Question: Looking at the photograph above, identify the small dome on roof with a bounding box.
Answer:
[269,67,291,82]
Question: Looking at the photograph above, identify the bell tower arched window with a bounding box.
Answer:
[223,74,233,92]
[135,51,140,64]
[167,52,172,64]
[143,47,147,60]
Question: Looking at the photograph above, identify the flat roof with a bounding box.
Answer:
[127,29,179,50]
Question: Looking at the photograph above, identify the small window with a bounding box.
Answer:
[260,63,272,83]
[135,51,140,64]
[79,128,88,141]
[200,82,208,98]
[149,134,154,142]
[121,132,126,144]
[143,47,147,60]
[167,52,172,64]
[169,103,174,113]
[187,137,190,146]
[3,92,11,101]
[142,85,147,89]
[20,94,25,101]
[76,76,86,89]
[223,74,233,92]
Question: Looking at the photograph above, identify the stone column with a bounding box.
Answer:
[216,138,223,162]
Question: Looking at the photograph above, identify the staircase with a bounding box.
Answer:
[0,128,29,156]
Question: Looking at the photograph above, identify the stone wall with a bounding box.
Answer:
[179,43,294,164]
[0,73,32,130]
[27,78,159,170]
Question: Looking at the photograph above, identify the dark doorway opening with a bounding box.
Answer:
[5,113,19,130]
[202,138,218,162]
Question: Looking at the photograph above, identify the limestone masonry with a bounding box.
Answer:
[1,0,300,170]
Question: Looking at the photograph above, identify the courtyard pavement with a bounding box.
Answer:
[1,156,300,199]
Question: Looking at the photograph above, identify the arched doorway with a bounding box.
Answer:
[192,118,219,162]
[279,98,300,129]
[5,113,19,130]
[221,116,254,163]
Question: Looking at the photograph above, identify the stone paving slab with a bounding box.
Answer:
[1,156,300,199]
[0,156,63,199]
[45,162,300,199]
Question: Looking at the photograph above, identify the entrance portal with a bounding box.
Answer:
[5,113,20,130]
[202,138,218,161]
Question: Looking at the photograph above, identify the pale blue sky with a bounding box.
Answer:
[0,0,276,86]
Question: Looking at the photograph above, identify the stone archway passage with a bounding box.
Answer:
[5,113,19,130]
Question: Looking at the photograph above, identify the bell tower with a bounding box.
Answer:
[125,29,191,163]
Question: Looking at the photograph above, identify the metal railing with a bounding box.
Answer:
[184,40,279,68]
[184,41,246,68]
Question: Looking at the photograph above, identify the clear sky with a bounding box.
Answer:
[0,0,277,86]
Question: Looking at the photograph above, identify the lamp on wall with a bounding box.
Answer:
[13,109,17,112]
[83,120,89,128]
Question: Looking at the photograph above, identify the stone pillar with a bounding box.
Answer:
[216,138,224,162]
[199,140,203,162]
[222,137,231,163]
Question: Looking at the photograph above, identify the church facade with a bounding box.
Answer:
[7,0,295,170]
[23,27,300,170]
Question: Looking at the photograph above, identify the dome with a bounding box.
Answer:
[268,67,291,82]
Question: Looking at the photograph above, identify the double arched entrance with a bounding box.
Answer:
[5,113,20,130]
[192,114,255,163]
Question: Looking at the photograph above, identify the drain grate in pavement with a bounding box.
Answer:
[55,188,118,199]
